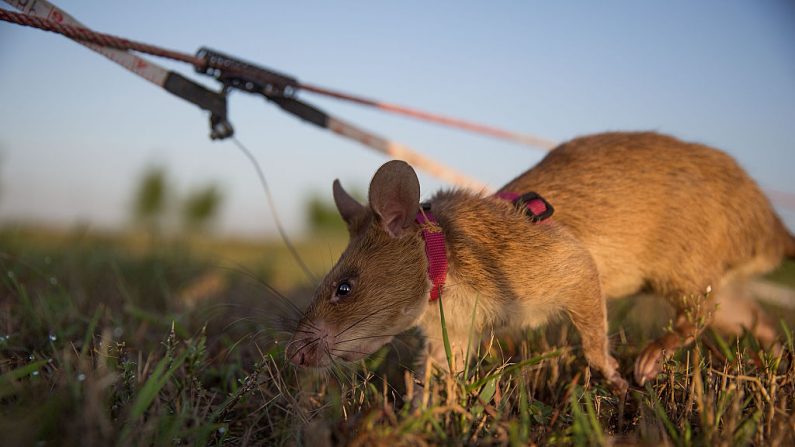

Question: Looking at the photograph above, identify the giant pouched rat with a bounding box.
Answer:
[286,131,795,391]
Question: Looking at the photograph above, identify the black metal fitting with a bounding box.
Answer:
[195,47,298,97]
[163,71,233,139]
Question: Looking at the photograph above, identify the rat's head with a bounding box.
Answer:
[287,161,431,368]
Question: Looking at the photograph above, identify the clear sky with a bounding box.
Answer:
[1,1,794,237]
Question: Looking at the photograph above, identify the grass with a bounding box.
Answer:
[2,225,795,446]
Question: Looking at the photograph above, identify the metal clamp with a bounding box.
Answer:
[163,72,233,139]
[196,47,298,97]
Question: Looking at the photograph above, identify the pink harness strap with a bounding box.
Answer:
[416,206,448,301]
[417,191,553,302]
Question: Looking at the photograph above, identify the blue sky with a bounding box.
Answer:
[1,1,793,236]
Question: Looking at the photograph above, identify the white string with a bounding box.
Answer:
[230,136,316,284]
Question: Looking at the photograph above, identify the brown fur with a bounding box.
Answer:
[503,132,791,299]
[287,131,794,390]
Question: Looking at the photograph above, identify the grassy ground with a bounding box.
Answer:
[2,225,795,446]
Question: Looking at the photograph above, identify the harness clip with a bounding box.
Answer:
[513,192,554,222]
[196,47,299,97]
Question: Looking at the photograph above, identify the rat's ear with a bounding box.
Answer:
[368,160,420,237]
[333,179,365,226]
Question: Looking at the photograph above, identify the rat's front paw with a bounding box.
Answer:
[634,341,665,385]
[603,355,627,394]
[607,372,628,395]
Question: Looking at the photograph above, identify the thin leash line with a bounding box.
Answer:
[230,136,316,284]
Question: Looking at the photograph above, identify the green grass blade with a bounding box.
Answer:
[438,294,454,372]
[733,409,761,445]
[646,383,681,445]
[118,349,189,444]
[124,304,188,338]
[471,377,497,418]
[780,319,794,353]
[519,375,530,443]
[0,360,49,399]
[81,305,103,357]
[463,294,479,382]
[467,350,562,391]
[583,391,606,445]
[709,328,735,362]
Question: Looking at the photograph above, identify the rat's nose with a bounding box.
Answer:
[289,341,325,367]
[290,349,306,366]
[287,340,306,366]
[287,321,334,367]
[287,334,321,366]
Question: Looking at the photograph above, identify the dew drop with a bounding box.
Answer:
[77,373,86,382]
[218,427,227,434]
[31,371,39,377]
[29,354,35,361]
[49,334,57,342]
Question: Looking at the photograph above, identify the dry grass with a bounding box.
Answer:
[1,226,795,446]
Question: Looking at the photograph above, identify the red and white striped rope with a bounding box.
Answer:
[1,2,490,192]
[0,5,553,151]
[3,1,172,86]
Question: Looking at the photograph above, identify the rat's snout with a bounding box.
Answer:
[286,321,335,368]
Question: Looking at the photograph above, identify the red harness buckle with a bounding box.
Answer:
[494,191,554,222]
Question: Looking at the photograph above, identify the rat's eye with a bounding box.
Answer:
[335,281,353,298]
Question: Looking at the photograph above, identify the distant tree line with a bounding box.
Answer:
[132,166,222,236]
[305,186,363,235]
[132,165,366,237]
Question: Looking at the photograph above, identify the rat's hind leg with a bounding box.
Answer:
[634,254,785,385]
[633,280,778,385]
[710,280,777,347]
[634,305,706,385]
[634,273,720,386]
[634,262,730,385]
[709,252,787,346]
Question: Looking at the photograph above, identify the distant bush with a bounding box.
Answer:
[182,185,223,233]
[132,166,169,234]
[306,194,345,234]
[131,166,223,236]
[305,186,363,234]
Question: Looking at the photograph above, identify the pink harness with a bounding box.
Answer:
[416,192,554,302]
